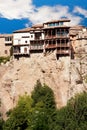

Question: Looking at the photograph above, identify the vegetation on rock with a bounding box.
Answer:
[1,81,87,130]
[0,56,10,64]
[0,99,4,130]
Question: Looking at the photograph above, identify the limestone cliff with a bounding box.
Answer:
[0,52,87,118]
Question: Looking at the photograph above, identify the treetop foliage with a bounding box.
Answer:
[1,80,87,130]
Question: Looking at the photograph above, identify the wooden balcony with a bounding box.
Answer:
[45,44,56,49]
[14,52,29,55]
[5,41,12,45]
[34,37,42,40]
[45,35,69,39]
[57,50,70,54]
[13,50,29,55]
[30,46,43,50]
[45,43,70,49]
[13,43,29,46]
[57,44,70,47]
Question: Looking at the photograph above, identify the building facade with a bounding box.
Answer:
[70,25,87,56]
[0,34,13,57]
[30,24,44,53]
[13,28,34,58]
[13,19,71,59]
[0,19,87,59]
[43,19,71,58]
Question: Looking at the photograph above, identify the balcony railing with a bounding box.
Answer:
[30,46,43,50]
[57,50,69,54]
[34,37,42,40]
[45,34,69,39]
[45,44,56,49]
[5,41,12,45]
[13,49,20,54]
[57,44,70,47]
[13,50,29,55]
[45,43,70,49]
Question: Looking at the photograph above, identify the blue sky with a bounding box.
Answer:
[0,0,87,34]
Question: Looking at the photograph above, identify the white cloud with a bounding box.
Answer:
[28,5,82,26]
[74,6,87,18]
[0,0,34,19]
[0,0,84,26]
[28,5,69,24]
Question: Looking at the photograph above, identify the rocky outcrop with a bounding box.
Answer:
[0,53,87,119]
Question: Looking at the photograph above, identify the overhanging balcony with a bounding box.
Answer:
[45,34,69,39]
[30,46,43,50]
[57,50,70,54]
[45,43,70,49]
[5,41,12,45]
[13,50,29,56]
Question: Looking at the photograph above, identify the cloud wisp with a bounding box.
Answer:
[0,0,86,26]
[74,6,87,18]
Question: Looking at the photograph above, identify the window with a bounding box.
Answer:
[18,40,21,44]
[24,48,27,53]
[5,37,9,41]
[48,23,55,27]
[48,23,59,27]
[5,37,12,41]
[31,35,33,38]
[55,23,59,26]
[5,50,8,54]
[25,41,28,43]
[59,22,63,25]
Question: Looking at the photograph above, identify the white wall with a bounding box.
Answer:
[13,32,34,45]
[63,22,70,26]
[20,46,29,54]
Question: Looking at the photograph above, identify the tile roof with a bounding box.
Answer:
[32,24,43,28]
[0,34,4,38]
[13,27,32,33]
[70,25,84,30]
[0,34,13,38]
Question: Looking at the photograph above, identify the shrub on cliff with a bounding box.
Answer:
[54,92,87,130]
[3,80,56,130]
[3,81,87,130]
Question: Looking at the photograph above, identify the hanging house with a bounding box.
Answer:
[13,28,33,58]
[43,19,71,58]
[13,19,71,58]
[30,24,44,53]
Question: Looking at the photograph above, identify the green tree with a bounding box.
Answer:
[0,99,4,130]
[54,92,87,130]
[3,81,87,130]
[28,80,56,130]
[3,94,33,130]
[31,80,56,110]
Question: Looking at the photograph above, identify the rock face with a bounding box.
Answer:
[0,53,87,119]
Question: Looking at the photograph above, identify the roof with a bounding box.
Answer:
[13,27,32,33]
[0,34,4,38]
[32,24,43,28]
[13,24,43,33]
[69,25,85,36]
[0,34,13,38]
[44,19,70,24]
[70,25,84,30]
[4,34,13,37]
